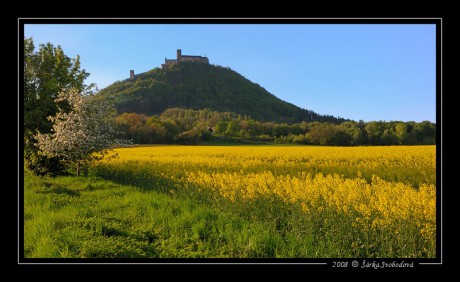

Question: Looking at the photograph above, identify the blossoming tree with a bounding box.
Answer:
[35,88,127,176]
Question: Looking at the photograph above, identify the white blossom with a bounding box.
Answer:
[35,88,129,175]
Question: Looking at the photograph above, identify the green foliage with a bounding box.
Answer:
[113,109,435,146]
[175,129,202,144]
[214,120,229,135]
[224,121,241,137]
[98,63,346,124]
[274,135,294,144]
[340,121,366,145]
[24,37,94,175]
[289,124,303,135]
[328,131,353,146]
[23,152,66,177]
[272,123,290,137]
[307,123,344,145]
[274,134,309,144]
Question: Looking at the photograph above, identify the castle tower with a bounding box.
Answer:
[177,49,181,63]
[130,70,134,80]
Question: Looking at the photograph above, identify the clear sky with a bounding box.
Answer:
[24,24,436,122]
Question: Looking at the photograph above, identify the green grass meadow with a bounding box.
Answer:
[24,170,319,258]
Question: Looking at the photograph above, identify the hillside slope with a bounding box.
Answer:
[97,63,344,123]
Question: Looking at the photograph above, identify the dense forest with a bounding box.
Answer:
[114,108,436,146]
[97,62,346,124]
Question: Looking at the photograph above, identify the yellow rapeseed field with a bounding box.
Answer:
[95,145,436,257]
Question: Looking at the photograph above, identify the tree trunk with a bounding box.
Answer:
[76,161,80,177]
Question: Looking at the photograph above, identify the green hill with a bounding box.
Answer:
[97,62,345,124]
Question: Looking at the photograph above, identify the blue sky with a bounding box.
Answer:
[24,24,436,122]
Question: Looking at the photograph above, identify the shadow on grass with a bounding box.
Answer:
[90,165,185,194]
[37,184,81,197]
[90,164,310,237]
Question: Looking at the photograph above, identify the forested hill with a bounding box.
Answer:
[97,62,346,124]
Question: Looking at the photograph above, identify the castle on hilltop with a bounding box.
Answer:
[130,49,209,80]
[161,49,209,69]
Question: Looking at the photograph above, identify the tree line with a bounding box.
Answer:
[114,108,436,146]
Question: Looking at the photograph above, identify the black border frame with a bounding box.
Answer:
[17,18,443,269]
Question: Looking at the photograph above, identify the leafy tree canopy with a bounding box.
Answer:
[24,37,95,175]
